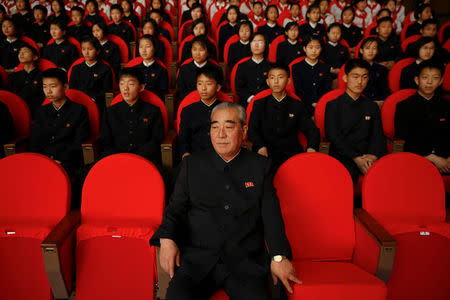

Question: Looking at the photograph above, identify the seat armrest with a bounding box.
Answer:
[156,247,171,300]
[354,208,397,283]
[386,137,405,153]
[82,135,100,165]
[105,92,115,107]
[161,130,177,171]
[3,135,29,156]
[169,62,177,89]
[41,210,81,299]
[165,91,176,127]
[171,41,178,61]
[319,141,330,155]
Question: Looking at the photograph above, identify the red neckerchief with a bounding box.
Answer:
[355,9,367,29]
[367,1,378,11]
[277,2,290,13]
[248,12,264,26]
[334,0,348,11]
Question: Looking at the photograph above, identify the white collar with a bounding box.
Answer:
[309,21,317,28]
[240,40,249,45]
[52,101,66,111]
[416,59,421,64]
[85,61,98,67]
[194,60,207,68]
[229,22,237,27]
[252,57,264,64]
[273,93,287,102]
[100,40,108,45]
[305,58,318,66]
[55,39,64,45]
[347,92,359,101]
[267,22,276,28]
[328,41,338,46]
[287,39,297,45]
[220,150,241,163]
[200,98,217,106]
[6,38,17,43]
[143,60,155,67]
[342,22,351,28]
[419,92,434,101]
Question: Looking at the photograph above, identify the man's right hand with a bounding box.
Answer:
[160,238,180,278]
[353,156,370,174]
[426,154,450,173]
[257,146,269,157]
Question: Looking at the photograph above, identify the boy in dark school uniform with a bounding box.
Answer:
[107,4,134,44]
[67,6,91,41]
[375,16,402,70]
[0,17,26,71]
[256,4,283,45]
[277,21,303,67]
[178,66,224,159]
[248,63,320,170]
[91,21,121,78]
[227,20,252,70]
[177,35,223,100]
[395,60,450,174]
[8,44,45,117]
[30,68,90,175]
[100,67,165,165]
[325,59,385,185]
[85,0,104,25]
[340,6,363,51]
[41,19,79,71]
[299,4,326,41]
[12,0,35,35]
[405,3,433,39]
[30,4,51,48]
[322,22,350,80]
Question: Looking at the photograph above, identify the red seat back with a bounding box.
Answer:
[21,36,40,55]
[81,153,165,225]
[111,90,168,135]
[178,34,195,61]
[178,19,192,42]
[176,90,234,134]
[363,152,446,225]
[230,56,252,101]
[388,58,415,93]
[211,9,227,38]
[158,35,173,68]
[401,34,421,53]
[287,56,306,95]
[268,35,286,63]
[15,58,57,72]
[107,34,129,63]
[223,34,240,65]
[47,36,82,57]
[216,20,228,42]
[160,20,175,41]
[337,64,346,89]
[274,153,355,261]
[0,91,31,141]
[438,20,449,44]
[314,89,346,139]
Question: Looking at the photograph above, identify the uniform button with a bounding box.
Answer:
[224,205,230,210]
[129,130,133,134]
[128,120,133,124]
[57,113,60,117]
[129,143,134,147]
[225,184,230,190]
[130,109,134,113]
[51,136,55,139]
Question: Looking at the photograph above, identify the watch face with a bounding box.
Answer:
[274,255,283,262]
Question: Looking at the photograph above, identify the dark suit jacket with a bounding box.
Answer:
[150,149,292,283]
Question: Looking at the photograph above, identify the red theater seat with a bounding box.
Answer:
[362,152,450,300]
[107,34,130,64]
[401,34,421,53]
[274,153,389,300]
[15,58,57,72]
[0,153,72,300]
[268,35,286,63]
[388,58,415,93]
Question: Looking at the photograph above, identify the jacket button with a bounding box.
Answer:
[225,185,230,190]
[224,205,230,210]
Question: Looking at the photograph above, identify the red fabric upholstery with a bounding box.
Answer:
[216,20,228,42]
[158,35,173,68]
[289,261,386,299]
[353,219,381,275]
[210,290,229,300]
[176,90,234,134]
[337,64,346,89]
[178,19,192,42]
[223,34,240,66]
[111,90,168,135]
[287,56,306,95]
[230,56,251,101]
[401,34,421,52]
[0,91,31,143]
[443,63,450,93]
[160,20,174,41]
[313,89,346,139]
[388,58,415,93]
[15,58,57,72]
[274,153,355,261]
[0,65,8,87]
[438,21,449,44]
[21,36,40,55]
[47,36,82,57]
[211,9,226,38]
[268,35,286,63]
[0,153,71,300]
[107,34,129,63]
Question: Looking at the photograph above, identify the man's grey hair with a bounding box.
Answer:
[210,102,247,127]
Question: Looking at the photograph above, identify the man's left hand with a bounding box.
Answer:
[271,259,302,294]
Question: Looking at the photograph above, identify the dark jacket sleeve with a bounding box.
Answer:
[0,103,14,145]
[367,103,385,157]
[298,102,320,150]
[178,107,192,155]
[235,63,252,103]
[58,105,90,163]
[247,100,266,152]
[30,108,46,155]
[100,109,120,157]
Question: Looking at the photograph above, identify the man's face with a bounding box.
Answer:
[71,10,83,25]
[18,47,37,64]
[43,77,67,102]
[266,68,290,94]
[119,75,143,103]
[344,67,369,95]
[421,24,437,37]
[197,73,220,101]
[210,107,247,160]
[415,67,442,97]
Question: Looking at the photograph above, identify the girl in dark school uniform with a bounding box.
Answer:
[121,0,140,30]
[299,3,326,41]
[180,18,218,63]
[108,4,134,44]
[48,0,70,27]
[68,36,113,113]
[400,36,437,90]
[92,21,121,78]
[277,21,303,67]
[227,20,253,70]
[41,19,79,71]
[405,3,433,39]
[0,17,26,71]
[134,34,169,100]
[85,0,105,25]
[31,4,51,48]
[67,6,91,41]
[358,37,389,107]
[137,18,166,62]
[218,5,240,61]
[256,4,283,45]
[340,6,363,52]
[322,22,349,81]
[291,35,331,116]
[12,0,35,35]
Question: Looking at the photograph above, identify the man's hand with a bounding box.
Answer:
[426,154,450,173]
[159,238,180,278]
[271,259,302,294]
[306,148,316,153]
[182,152,191,159]
[353,156,370,174]
[257,146,269,157]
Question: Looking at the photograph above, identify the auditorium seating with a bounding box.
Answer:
[388,58,416,93]
[106,34,130,66]
[15,58,57,72]
[362,153,450,300]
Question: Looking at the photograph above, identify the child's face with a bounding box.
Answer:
[356,0,367,11]
[82,41,99,62]
[304,40,322,60]
[71,10,83,25]
[152,0,162,10]
[360,41,378,62]
[2,21,16,37]
[121,1,131,13]
[193,23,206,36]
[16,0,26,11]
[51,1,61,13]
[420,7,432,21]
[191,42,208,63]
[319,1,328,14]
[418,41,435,61]
[308,8,320,23]
[377,10,390,19]
[267,7,278,22]
[119,75,143,103]
[86,2,96,13]
[92,24,104,40]
[229,0,240,6]
[50,23,64,40]
[197,73,219,101]
[142,22,154,35]
[290,5,300,17]
[416,67,442,96]
[377,21,392,39]
[139,38,155,61]
[18,47,36,64]
[110,9,123,23]
[253,4,262,16]
[250,35,265,55]
[342,9,354,24]
[421,24,437,37]
[150,12,162,24]
[327,26,341,43]
[239,24,251,42]
[266,68,289,94]
[34,9,45,22]
[286,26,299,41]
[385,1,395,12]
[228,9,238,24]
[191,7,202,21]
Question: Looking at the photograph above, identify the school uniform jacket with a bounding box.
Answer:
[8,68,45,117]
[0,39,26,70]
[256,23,284,44]
[41,39,79,71]
[341,23,363,48]
[322,41,350,69]
[375,35,402,63]
[235,58,270,107]
[177,60,223,100]
[276,40,303,68]
[363,62,390,101]
[227,40,251,71]
[29,21,51,46]
[107,21,134,44]
[134,60,169,101]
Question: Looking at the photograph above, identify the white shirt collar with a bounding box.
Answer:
[52,101,66,111]
[287,39,297,45]
[100,40,108,45]
[273,93,287,102]
[55,40,64,45]
[328,41,338,46]
[220,149,241,163]
[143,60,155,67]
[6,38,17,43]
[200,98,217,106]
[240,40,249,45]
[252,57,264,64]
[85,61,98,67]
[267,22,276,28]
[342,22,351,28]
[416,59,421,64]
[194,60,207,68]
[305,58,318,67]
[309,21,317,28]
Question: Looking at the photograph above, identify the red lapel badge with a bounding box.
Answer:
[245,182,254,188]
[143,118,148,123]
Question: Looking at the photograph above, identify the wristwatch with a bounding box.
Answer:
[272,255,286,263]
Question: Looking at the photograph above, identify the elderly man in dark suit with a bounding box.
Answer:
[150,102,301,299]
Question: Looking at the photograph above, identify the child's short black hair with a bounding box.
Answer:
[421,18,438,29]
[42,68,68,84]
[138,34,159,53]
[71,6,84,15]
[191,35,209,50]
[327,22,342,33]
[237,20,253,35]
[359,36,378,50]
[86,0,99,12]
[110,4,124,14]
[119,67,144,84]
[196,65,223,85]
[302,34,323,48]
[33,4,48,16]
[341,6,355,21]
[93,20,108,34]
[376,8,390,18]
[376,16,393,27]
[81,35,101,51]
[50,18,67,31]
[417,59,445,77]
[344,58,371,74]
[19,43,39,57]
[284,21,299,32]
[268,62,290,77]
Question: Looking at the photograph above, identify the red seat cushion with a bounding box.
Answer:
[76,236,157,300]
[77,224,156,243]
[290,261,386,299]
[210,289,229,300]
